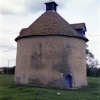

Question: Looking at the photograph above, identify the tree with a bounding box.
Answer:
[86,49,99,68]
[3,66,15,75]
[86,49,100,77]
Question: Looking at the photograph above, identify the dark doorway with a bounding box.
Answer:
[66,75,72,88]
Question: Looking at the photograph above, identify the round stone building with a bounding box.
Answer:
[14,1,88,89]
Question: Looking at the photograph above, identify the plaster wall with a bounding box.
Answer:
[15,36,87,88]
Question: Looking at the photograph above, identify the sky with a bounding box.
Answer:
[0,0,100,67]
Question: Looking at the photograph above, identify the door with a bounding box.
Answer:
[66,75,72,88]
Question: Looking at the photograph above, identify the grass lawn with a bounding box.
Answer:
[0,75,100,100]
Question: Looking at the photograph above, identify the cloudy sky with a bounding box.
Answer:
[0,0,100,67]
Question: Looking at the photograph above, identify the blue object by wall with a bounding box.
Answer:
[66,75,72,88]
[66,44,71,48]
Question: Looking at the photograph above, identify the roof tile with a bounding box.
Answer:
[15,11,88,42]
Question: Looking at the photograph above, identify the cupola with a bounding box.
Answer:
[45,0,58,12]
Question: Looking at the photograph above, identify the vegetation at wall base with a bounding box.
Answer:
[0,75,100,100]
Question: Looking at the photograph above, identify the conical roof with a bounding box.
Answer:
[15,10,88,41]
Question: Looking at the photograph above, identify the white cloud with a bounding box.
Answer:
[0,0,25,14]
[0,30,18,67]
[0,0,100,67]
[72,0,95,5]
[0,49,16,67]
[0,0,68,15]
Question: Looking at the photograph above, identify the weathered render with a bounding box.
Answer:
[15,1,88,89]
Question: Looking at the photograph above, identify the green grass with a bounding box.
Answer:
[0,75,100,100]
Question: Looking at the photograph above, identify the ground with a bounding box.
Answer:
[0,75,100,100]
